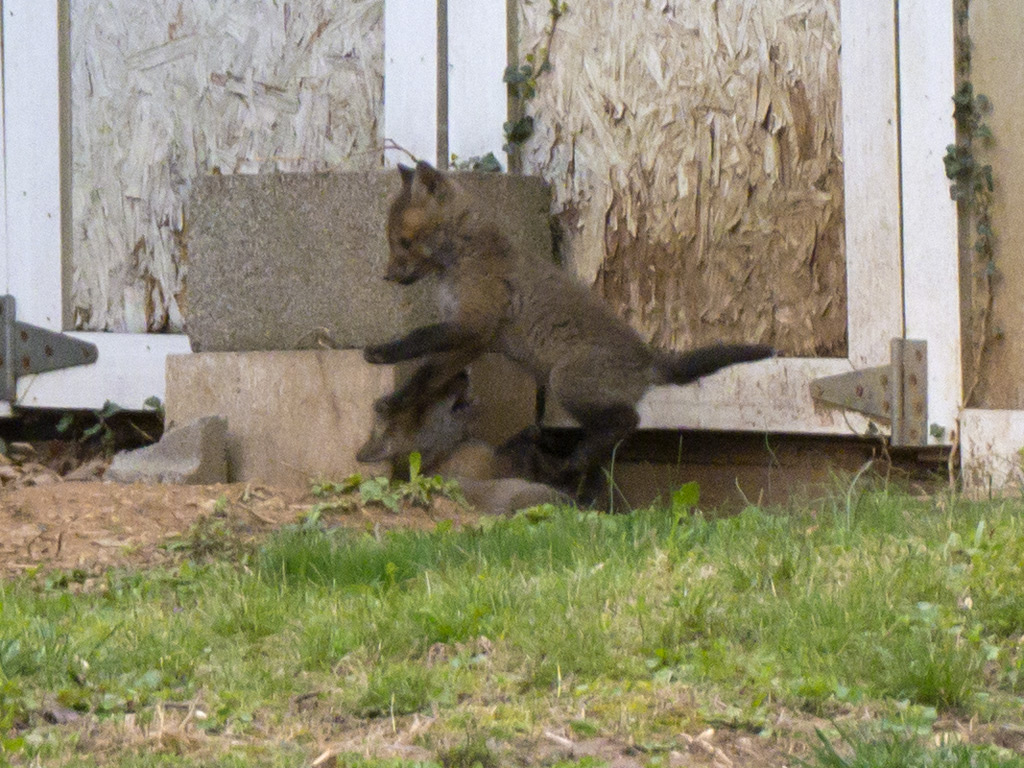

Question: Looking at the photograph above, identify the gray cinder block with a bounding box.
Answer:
[184,171,552,352]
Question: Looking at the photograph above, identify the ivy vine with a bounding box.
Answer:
[503,0,568,156]
[944,0,996,405]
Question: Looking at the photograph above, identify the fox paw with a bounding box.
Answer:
[363,344,395,364]
[373,395,398,415]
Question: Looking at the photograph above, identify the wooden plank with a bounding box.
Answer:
[960,409,1024,497]
[3,0,64,330]
[15,333,192,411]
[898,0,962,444]
[447,0,507,166]
[384,0,439,165]
[840,0,904,366]
[546,358,875,435]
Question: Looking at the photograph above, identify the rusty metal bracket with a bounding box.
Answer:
[0,295,99,403]
[809,339,927,446]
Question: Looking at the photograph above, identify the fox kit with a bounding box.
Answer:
[365,161,774,495]
[356,371,569,515]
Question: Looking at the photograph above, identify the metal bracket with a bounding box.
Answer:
[809,339,927,446]
[0,295,99,403]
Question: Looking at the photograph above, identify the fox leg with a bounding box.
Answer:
[558,404,639,503]
[364,322,479,364]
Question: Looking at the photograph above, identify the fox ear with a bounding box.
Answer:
[397,164,415,187]
[414,160,447,196]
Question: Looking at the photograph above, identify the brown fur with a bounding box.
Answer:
[356,372,569,516]
[366,162,774,498]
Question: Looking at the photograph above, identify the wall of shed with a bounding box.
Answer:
[69,0,384,333]
[968,1,1024,409]
[516,0,847,357]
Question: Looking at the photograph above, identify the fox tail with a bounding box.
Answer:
[654,343,775,386]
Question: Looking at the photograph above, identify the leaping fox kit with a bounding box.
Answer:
[365,161,774,496]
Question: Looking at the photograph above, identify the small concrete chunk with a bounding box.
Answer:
[106,416,228,485]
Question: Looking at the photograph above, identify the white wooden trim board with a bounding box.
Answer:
[898,0,963,442]
[14,333,192,411]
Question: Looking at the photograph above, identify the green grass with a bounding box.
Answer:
[807,727,1024,767]
[3,483,1024,766]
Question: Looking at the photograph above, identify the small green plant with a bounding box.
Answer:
[670,481,700,515]
[450,152,503,173]
[436,729,499,768]
[56,396,164,456]
[807,726,1024,768]
[310,453,465,516]
[162,500,256,561]
[0,678,27,760]
[355,662,438,718]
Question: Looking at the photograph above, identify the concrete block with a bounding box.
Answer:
[960,408,1024,498]
[106,416,228,485]
[185,171,552,353]
[164,350,536,488]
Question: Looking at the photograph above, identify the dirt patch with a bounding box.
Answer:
[0,478,478,579]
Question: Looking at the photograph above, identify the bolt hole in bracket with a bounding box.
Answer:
[809,339,928,447]
[0,295,99,403]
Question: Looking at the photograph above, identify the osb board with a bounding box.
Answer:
[69,0,384,333]
[517,0,847,357]
[966,0,1024,409]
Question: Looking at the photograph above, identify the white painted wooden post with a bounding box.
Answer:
[3,0,64,330]
[384,0,440,166]
[840,0,905,368]
[898,0,963,443]
[447,0,508,166]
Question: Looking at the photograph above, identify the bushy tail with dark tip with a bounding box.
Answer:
[654,343,775,386]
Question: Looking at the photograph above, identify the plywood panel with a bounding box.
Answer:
[69,0,385,333]
[516,0,846,358]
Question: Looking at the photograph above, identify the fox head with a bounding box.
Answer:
[356,370,476,471]
[383,161,459,284]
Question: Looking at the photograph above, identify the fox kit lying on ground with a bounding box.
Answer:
[355,371,569,516]
[364,161,774,497]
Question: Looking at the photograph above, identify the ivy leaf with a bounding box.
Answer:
[504,116,535,145]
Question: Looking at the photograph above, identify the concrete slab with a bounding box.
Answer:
[960,408,1024,498]
[164,350,536,488]
[106,415,228,485]
[185,171,552,352]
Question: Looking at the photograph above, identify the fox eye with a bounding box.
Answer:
[398,236,412,249]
